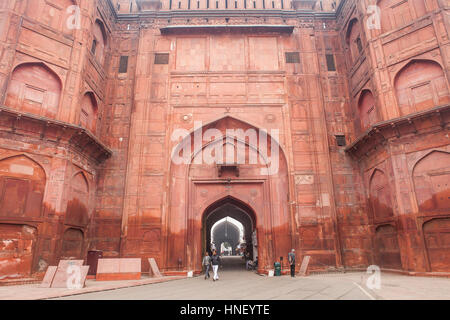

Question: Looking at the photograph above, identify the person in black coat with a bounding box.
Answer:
[211,250,221,281]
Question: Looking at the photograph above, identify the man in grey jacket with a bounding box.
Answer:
[288,249,296,277]
[203,251,211,280]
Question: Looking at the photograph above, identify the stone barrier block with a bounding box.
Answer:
[299,256,311,277]
[148,258,162,278]
[51,260,84,288]
[40,266,57,288]
[96,258,141,281]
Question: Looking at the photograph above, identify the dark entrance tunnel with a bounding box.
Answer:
[203,197,257,271]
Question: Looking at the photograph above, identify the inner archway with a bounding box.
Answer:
[211,217,242,256]
[202,197,257,271]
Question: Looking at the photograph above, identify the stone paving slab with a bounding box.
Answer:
[0,276,186,300]
[53,260,450,300]
[4,257,450,300]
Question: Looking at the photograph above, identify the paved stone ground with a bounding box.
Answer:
[0,276,185,300]
[52,257,450,300]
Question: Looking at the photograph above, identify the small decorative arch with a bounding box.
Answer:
[65,171,90,227]
[394,59,449,116]
[142,229,161,253]
[61,228,84,260]
[92,19,108,66]
[171,115,289,170]
[345,18,362,64]
[374,224,402,270]
[0,155,46,218]
[369,169,394,221]
[0,153,47,179]
[423,218,450,272]
[358,89,378,130]
[80,92,98,133]
[413,150,450,212]
[6,62,62,119]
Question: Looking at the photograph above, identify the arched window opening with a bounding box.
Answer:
[358,90,378,130]
[92,20,107,66]
[79,92,98,133]
[346,19,362,64]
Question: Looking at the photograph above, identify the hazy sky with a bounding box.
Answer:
[211,217,244,243]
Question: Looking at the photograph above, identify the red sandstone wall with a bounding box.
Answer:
[0,0,114,279]
[340,0,450,273]
[0,0,449,280]
[92,21,140,259]
[110,12,359,272]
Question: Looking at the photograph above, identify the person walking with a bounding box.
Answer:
[211,250,221,281]
[202,251,211,280]
[288,249,296,277]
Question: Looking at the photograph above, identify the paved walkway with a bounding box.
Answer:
[50,257,450,300]
[0,276,185,300]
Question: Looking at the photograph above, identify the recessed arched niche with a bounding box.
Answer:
[91,20,108,66]
[394,60,449,116]
[375,224,402,270]
[61,228,84,260]
[423,218,450,272]
[79,92,98,133]
[65,172,90,227]
[0,155,46,219]
[358,89,377,130]
[413,151,450,212]
[6,63,62,119]
[369,169,394,221]
[345,18,362,65]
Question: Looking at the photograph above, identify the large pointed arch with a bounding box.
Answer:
[164,115,291,274]
[170,115,288,169]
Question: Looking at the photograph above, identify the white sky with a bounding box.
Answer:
[211,216,244,243]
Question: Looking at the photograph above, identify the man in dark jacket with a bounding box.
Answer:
[202,251,211,280]
[211,250,221,281]
[288,249,296,277]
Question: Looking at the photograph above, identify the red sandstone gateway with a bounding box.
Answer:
[0,0,449,282]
